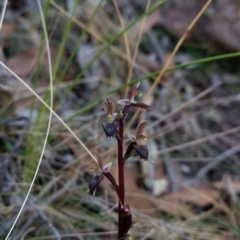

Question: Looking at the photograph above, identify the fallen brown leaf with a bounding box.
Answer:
[214,178,240,194]
[129,9,160,40]
[6,46,59,78]
[155,185,219,217]
[0,23,16,48]
[159,0,240,51]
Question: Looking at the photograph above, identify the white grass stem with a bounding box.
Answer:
[0,0,8,30]
[0,62,97,163]
[4,0,53,238]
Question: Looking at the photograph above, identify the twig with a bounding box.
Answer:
[112,0,131,94]
[23,231,118,239]
[156,125,240,156]
[31,205,61,240]
[150,81,221,129]
[45,177,76,205]
[161,137,181,192]
[189,144,240,186]
[134,211,195,240]
[4,174,61,240]
[0,214,18,236]
[12,213,38,240]
[140,229,156,240]
[0,118,29,192]
[126,0,213,131]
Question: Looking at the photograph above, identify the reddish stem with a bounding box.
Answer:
[117,117,125,239]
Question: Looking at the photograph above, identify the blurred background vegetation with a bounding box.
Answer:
[0,0,240,239]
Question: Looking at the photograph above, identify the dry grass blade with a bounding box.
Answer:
[4,0,54,238]
[50,0,150,75]
[112,0,131,93]
[156,125,240,156]
[0,62,97,164]
[150,81,221,129]
[191,144,240,186]
[126,0,213,131]
[1,0,240,239]
[122,0,152,99]
[0,0,8,29]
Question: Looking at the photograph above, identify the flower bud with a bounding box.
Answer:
[89,174,104,196]
[121,205,132,236]
[102,122,119,137]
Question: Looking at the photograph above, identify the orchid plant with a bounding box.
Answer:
[89,82,151,239]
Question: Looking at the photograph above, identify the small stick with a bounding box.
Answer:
[134,211,195,240]
[189,144,240,186]
[156,125,240,156]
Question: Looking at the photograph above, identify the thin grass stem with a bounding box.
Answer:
[4,0,53,238]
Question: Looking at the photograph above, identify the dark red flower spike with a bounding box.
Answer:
[89,82,152,238]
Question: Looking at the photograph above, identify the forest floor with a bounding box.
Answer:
[0,0,240,239]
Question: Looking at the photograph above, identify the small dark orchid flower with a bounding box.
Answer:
[89,174,104,196]
[93,151,112,173]
[117,82,151,111]
[124,121,149,161]
[89,152,118,197]
[121,204,132,236]
[102,98,119,137]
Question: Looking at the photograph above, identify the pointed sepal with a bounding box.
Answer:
[103,98,115,115]
[132,102,151,110]
[136,121,148,139]
[117,99,131,106]
[89,174,104,196]
[102,122,119,137]
[123,142,135,162]
[128,81,140,99]
[102,162,112,173]
[133,144,148,161]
